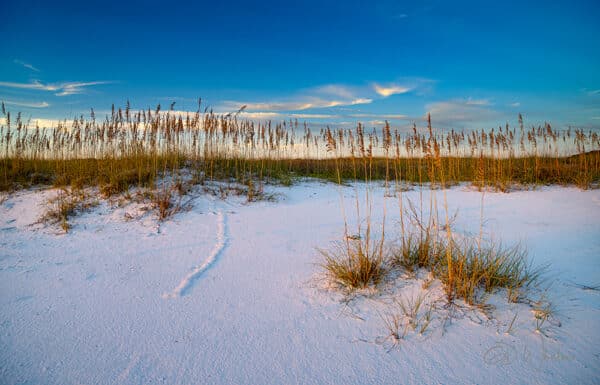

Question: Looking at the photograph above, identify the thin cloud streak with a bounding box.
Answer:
[349,113,408,119]
[2,99,49,108]
[237,111,408,121]
[225,82,413,113]
[0,81,55,91]
[465,98,491,106]
[312,84,356,99]
[54,81,113,96]
[238,112,282,119]
[289,113,338,119]
[0,80,113,96]
[425,99,501,125]
[236,112,341,120]
[14,59,40,72]
[226,97,372,112]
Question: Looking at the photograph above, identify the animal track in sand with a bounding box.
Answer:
[162,211,227,298]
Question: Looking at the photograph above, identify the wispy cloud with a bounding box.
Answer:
[373,83,412,97]
[224,84,374,112]
[54,81,112,96]
[349,113,408,119]
[0,80,113,96]
[289,113,338,119]
[234,111,408,121]
[14,59,40,72]
[211,106,412,122]
[587,89,600,96]
[236,112,341,120]
[158,109,342,121]
[30,118,63,127]
[425,99,500,126]
[238,111,282,119]
[465,98,491,106]
[509,102,521,107]
[230,98,371,111]
[311,84,357,99]
[0,81,54,91]
[218,80,432,122]
[2,99,49,108]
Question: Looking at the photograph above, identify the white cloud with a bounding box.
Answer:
[0,80,113,96]
[373,83,412,97]
[509,102,521,107]
[14,59,40,72]
[2,99,49,108]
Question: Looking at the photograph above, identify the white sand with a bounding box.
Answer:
[1,182,598,384]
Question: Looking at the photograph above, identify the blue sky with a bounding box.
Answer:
[1,0,599,130]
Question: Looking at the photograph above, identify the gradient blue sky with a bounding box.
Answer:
[2,0,599,130]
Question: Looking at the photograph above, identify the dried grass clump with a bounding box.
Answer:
[149,181,190,221]
[441,239,543,305]
[39,188,97,232]
[392,214,543,305]
[319,236,387,290]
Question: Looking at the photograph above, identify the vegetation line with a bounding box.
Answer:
[1,102,598,193]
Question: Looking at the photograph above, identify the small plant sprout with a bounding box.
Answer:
[532,296,556,336]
